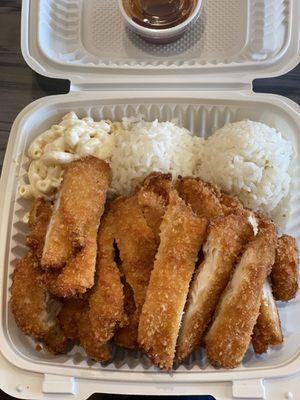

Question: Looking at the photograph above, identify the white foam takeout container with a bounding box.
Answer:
[0,1,300,399]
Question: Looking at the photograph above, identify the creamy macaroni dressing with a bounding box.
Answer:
[20,112,115,199]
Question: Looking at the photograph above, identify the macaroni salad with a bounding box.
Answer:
[20,112,115,199]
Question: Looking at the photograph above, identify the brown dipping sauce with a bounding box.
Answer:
[123,0,197,29]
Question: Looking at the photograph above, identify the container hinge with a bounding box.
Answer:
[43,374,77,395]
[69,82,253,93]
[232,379,265,399]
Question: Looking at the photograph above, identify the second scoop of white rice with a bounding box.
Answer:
[197,119,293,220]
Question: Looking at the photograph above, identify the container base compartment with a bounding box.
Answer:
[1,91,300,394]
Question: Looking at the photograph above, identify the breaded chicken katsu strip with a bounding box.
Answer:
[43,221,99,297]
[60,157,111,250]
[87,208,126,354]
[41,195,72,269]
[113,196,158,349]
[270,235,299,301]
[220,193,244,215]
[78,313,112,362]
[176,212,253,361]
[113,173,172,349]
[41,157,111,269]
[176,177,224,218]
[58,298,88,341]
[43,323,68,355]
[137,172,172,239]
[176,177,246,219]
[26,198,53,260]
[252,280,283,354]
[11,200,67,354]
[58,297,112,361]
[43,157,111,296]
[115,281,137,349]
[11,253,66,353]
[205,220,276,368]
[58,208,125,361]
[138,191,207,370]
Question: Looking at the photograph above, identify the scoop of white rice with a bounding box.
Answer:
[197,120,293,219]
[110,117,203,195]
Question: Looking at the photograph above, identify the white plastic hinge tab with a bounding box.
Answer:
[232,379,265,399]
[43,374,77,395]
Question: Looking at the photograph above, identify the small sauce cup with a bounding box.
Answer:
[118,0,203,44]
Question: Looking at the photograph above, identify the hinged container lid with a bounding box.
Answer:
[22,0,300,90]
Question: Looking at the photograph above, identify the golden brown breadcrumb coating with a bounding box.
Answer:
[138,190,207,370]
[176,176,224,218]
[11,200,67,354]
[11,254,53,338]
[41,157,111,269]
[176,212,253,362]
[58,298,88,341]
[137,172,172,239]
[41,196,72,269]
[88,208,126,347]
[78,312,112,362]
[58,296,113,361]
[220,193,244,215]
[42,157,111,296]
[60,156,111,251]
[205,220,277,368]
[43,221,99,297]
[270,235,299,301]
[252,280,283,354]
[114,280,137,349]
[44,323,69,354]
[26,198,53,261]
[113,196,158,349]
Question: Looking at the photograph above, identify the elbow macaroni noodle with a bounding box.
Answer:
[21,112,115,199]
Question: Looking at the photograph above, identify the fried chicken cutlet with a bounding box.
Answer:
[58,207,125,361]
[60,157,111,250]
[270,235,299,301]
[138,191,207,370]
[41,194,72,269]
[87,207,126,351]
[43,220,99,297]
[205,220,276,368]
[137,172,172,239]
[78,312,112,362]
[252,280,283,354]
[58,298,88,341]
[113,173,172,349]
[41,157,111,269]
[58,296,112,361]
[43,157,111,297]
[113,196,158,349]
[26,198,53,260]
[11,199,67,354]
[176,176,224,218]
[177,176,247,219]
[176,212,253,362]
[220,193,244,215]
